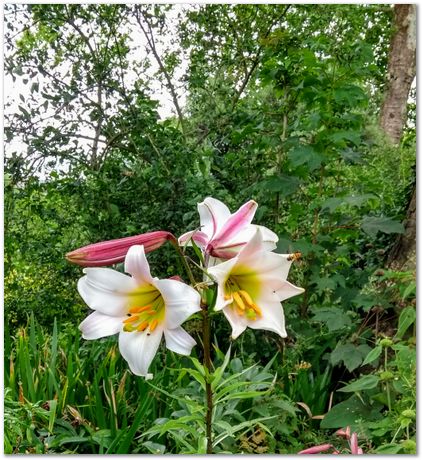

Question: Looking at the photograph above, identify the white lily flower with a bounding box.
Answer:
[208,230,304,339]
[179,197,278,259]
[77,245,201,377]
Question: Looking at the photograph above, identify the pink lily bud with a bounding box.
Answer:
[298,444,333,454]
[350,433,360,455]
[336,426,351,439]
[66,231,176,267]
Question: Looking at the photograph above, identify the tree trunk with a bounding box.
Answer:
[380,4,416,144]
[380,4,416,270]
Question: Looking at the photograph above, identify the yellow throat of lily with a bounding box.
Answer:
[224,277,262,320]
[123,288,165,334]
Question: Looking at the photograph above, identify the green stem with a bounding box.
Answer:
[203,253,213,454]
[170,239,197,287]
[202,303,213,454]
[384,348,391,412]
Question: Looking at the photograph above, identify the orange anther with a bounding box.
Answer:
[149,319,158,332]
[251,303,262,316]
[137,321,149,331]
[129,305,152,314]
[123,315,139,324]
[233,291,245,310]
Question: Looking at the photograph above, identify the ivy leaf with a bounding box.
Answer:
[361,216,404,238]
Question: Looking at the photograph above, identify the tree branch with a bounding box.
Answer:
[135,6,186,137]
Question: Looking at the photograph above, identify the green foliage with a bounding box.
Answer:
[4,3,416,455]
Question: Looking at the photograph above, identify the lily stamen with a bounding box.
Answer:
[123,315,140,324]
[233,291,246,310]
[149,319,158,332]
[137,321,149,331]
[129,305,153,314]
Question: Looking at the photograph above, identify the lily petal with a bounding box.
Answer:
[276,280,305,302]
[208,257,238,311]
[221,305,248,339]
[164,327,197,355]
[124,245,154,285]
[210,200,257,250]
[210,224,278,259]
[199,197,231,238]
[247,297,287,338]
[154,278,201,328]
[79,311,124,339]
[119,327,163,377]
[78,268,136,316]
[178,230,209,248]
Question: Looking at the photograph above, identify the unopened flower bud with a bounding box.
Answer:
[380,338,393,348]
[66,231,176,267]
[298,444,333,454]
[380,371,394,381]
[401,409,416,420]
[401,439,416,453]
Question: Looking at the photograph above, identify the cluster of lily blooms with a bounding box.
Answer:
[66,198,304,377]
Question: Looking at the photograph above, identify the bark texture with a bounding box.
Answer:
[380,4,416,270]
[380,4,416,144]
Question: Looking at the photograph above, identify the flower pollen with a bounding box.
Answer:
[225,278,262,321]
[123,290,165,334]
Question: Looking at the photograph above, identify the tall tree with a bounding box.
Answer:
[379,4,416,144]
[380,4,416,270]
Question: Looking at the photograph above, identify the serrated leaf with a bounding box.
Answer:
[361,216,404,238]
[261,174,301,196]
[330,343,368,372]
[287,145,323,171]
[312,307,351,331]
[338,374,380,392]
[321,197,343,212]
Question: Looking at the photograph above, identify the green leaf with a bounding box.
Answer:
[287,145,323,171]
[338,374,380,392]
[361,216,405,238]
[375,443,403,454]
[142,441,166,454]
[321,395,382,429]
[395,306,416,339]
[312,307,351,331]
[401,281,416,300]
[361,345,382,366]
[261,174,301,196]
[328,130,361,146]
[211,346,231,390]
[330,343,369,372]
[320,197,343,213]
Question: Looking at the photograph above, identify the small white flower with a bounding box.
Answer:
[208,230,304,339]
[78,245,201,377]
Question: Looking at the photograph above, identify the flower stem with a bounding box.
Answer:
[170,239,197,287]
[202,303,213,454]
